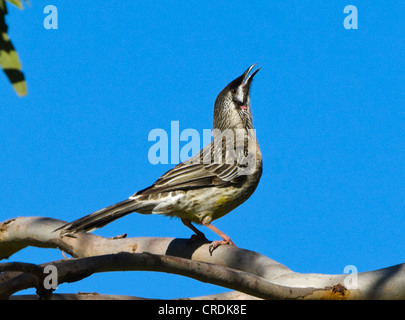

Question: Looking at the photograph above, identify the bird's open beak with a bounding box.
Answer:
[227,64,260,92]
[242,64,260,87]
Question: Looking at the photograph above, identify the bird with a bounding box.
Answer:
[55,64,263,251]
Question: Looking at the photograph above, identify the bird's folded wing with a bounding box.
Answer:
[134,143,246,196]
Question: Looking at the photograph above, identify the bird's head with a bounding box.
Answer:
[214,64,260,131]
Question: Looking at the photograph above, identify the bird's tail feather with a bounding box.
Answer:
[55,199,139,236]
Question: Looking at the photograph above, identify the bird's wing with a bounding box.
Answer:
[134,142,248,196]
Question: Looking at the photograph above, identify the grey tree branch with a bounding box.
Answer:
[9,291,261,300]
[0,252,316,300]
[1,216,404,300]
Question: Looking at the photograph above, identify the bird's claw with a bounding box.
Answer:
[208,238,236,255]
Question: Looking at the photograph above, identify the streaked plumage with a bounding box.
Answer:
[56,65,262,250]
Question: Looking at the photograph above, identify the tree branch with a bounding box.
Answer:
[1,216,404,300]
[8,291,260,300]
[1,252,317,299]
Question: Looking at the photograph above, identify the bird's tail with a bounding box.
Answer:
[55,198,139,236]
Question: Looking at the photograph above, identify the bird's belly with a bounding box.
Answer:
[150,187,249,224]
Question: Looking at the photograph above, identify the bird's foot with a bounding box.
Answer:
[209,237,236,255]
[182,218,208,244]
[190,232,208,242]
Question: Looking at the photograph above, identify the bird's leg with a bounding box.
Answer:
[202,222,236,253]
[181,218,207,241]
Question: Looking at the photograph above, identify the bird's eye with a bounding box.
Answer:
[230,88,237,94]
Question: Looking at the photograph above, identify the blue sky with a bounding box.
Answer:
[1,1,404,298]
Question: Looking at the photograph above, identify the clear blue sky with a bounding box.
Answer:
[1,1,404,298]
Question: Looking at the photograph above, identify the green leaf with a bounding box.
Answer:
[0,1,27,96]
[5,0,23,10]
